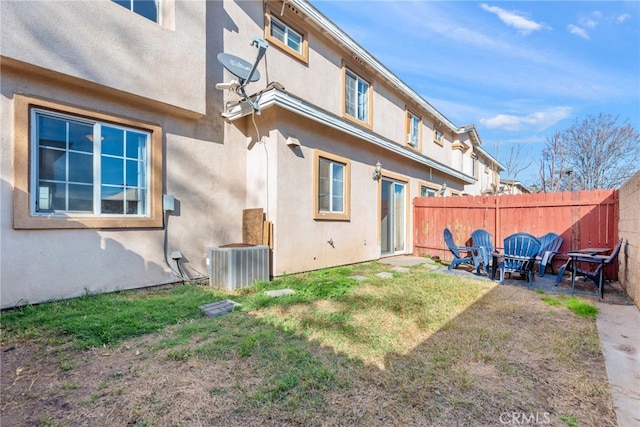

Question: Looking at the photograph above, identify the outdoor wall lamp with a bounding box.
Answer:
[440,182,447,196]
[372,161,382,181]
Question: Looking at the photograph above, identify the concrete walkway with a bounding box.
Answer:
[379,255,640,426]
[596,302,640,427]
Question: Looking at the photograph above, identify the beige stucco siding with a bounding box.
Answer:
[240,106,459,276]
[0,1,245,309]
[0,72,244,308]
[0,0,502,308]
[0,0,206,115]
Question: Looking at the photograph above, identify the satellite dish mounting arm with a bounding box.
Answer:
[238,37,268,113]
[240,37,268,89]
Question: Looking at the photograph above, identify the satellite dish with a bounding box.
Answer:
[216,37,269,114]
[217,52,260,83]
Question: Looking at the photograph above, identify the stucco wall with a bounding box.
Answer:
[0,0,206,115]
[224,0,478,189]
[0,0,500,308]
[0,1,245,308]
[618,171,640,306]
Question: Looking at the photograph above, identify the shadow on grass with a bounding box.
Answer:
[0,264,617,426]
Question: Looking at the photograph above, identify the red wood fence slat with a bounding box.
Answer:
[413,190,619,279]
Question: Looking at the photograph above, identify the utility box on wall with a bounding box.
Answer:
[207,245,270,290]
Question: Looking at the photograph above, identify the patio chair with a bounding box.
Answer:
[498,233,541,285]
[573,238,623,298]
[443,228,474,271]
[535,232,563,277]
[471,229,494,275]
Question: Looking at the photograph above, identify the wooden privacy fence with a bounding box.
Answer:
[413,190,619,278]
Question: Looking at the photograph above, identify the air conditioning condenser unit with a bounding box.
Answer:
[207,245,270,290]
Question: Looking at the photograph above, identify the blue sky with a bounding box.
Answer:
[311,1,640,185]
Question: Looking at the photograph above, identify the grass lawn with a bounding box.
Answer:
[1,261,616,426]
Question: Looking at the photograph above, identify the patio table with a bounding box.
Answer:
[555,247,612,289]
[573,247,610,255]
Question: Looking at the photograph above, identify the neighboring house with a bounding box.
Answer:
[0,0,503,308]
[500,180,531,195]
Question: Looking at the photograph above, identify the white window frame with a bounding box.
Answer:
[14,95,163,230]
[318,158,345,213]
[344,68,370,124]
[314,150,351,221]
[434,129,444,145]
[420,185,436,197]
[407,111,420,147]
[113,0,161,24]
[31,109,151,218]
[270,16,302,54]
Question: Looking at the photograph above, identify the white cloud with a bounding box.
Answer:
[480,107,573,131]
[579,17,598,29]
[617,13,631,23]
[567,24,590,40]
[480,3,545,35]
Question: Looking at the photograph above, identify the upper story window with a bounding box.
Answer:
[265,7,308,63]
[113,0,160,23]
[472,156,478,178]
[271,16,301,53]
[344,67,371,126]
[434,129,444,146]
[13,95,163,229]
[314,150,351,221]
[406,111,421,148]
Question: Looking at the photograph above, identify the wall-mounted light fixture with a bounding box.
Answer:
[439,182,447,196]
[372,161,382,181]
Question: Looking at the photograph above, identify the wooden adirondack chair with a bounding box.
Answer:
[573,238,623,298]
[536,232,563,277]
[471,229,494,275]
[443,228,473,271]
[498,233,541,285]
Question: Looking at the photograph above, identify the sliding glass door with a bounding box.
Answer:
[380,178,406,255]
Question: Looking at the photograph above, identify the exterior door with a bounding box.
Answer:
[380,178,406,255]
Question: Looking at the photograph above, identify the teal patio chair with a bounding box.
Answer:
[536,232,563,277]
[471,229,494,276]
[498,233,541,285]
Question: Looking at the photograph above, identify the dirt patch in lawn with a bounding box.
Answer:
[1,284,617,426]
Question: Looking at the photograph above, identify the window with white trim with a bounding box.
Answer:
[270,16,302,54]
[420,185,436,197]
[434,129,444,145]
[32,110,150,217]
[407,111,420,147]
[113,0,160,23]
[314,151,350,220]
[318,157,344,213]
[264,7,308,63]
[344,68,370,124]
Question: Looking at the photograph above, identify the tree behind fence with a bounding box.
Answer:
[414,190,619,277]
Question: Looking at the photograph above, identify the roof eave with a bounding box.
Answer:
[223,88,475,184]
